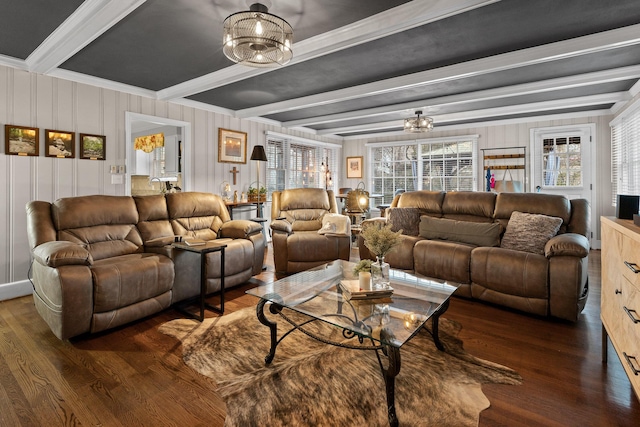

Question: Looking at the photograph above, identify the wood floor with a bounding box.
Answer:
[1,248,639,426]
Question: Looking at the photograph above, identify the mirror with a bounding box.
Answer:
[125,112,192,196]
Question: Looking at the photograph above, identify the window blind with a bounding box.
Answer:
[611,101,640,205]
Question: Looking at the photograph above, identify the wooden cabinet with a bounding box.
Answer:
[601,216,640,401]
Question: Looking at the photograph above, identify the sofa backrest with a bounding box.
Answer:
[134,194,175,247]
[493,192,572,234]
[51,195,143,260]
[165,192,229,239]
[394,191,445,217]
[442,191,496,222]
[271,188,338,231]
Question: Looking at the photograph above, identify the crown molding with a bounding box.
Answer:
[47,68,156,98]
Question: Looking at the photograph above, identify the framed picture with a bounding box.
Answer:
[5,125,39,156]
[80,133,106,160]
[218,128,247,164]
[45,129,75,158]
[346,156,363,179]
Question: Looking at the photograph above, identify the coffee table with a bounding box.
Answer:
[246,260,458,427]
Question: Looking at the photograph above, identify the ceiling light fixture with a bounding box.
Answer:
[223,3,293,68]
[404,110,434,133]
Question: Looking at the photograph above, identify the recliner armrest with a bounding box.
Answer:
[32,241,93,267]
[270,218,292,234]
[219,219,262,239]
[544,233,589,258]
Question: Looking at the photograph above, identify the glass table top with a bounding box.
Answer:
[246,260,458,348]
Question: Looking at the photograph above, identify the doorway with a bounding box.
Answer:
[125,112,192,196]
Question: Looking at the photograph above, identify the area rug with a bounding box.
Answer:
[159,307,522,427]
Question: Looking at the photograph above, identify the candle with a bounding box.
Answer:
[359,271,372,290]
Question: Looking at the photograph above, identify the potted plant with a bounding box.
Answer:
[259,186,267,202]
[248,186,259,202]
[360,222,402,290]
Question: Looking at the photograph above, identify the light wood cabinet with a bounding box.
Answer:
[601,216,640,401]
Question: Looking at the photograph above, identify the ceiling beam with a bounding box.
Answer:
[283,65,640,128]
[237,23,640,119]
[156,0,500,101]
[26,0,146,74]
[318,92,629,135]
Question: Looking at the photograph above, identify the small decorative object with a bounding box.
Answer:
[353,259,374,291]
[80,133,106,160]
[5,124,39,156]
[218,128,247,164]
[403,312,426,330]
[233,190,238,202]
[241,192,247,202]
[361,222,402,290]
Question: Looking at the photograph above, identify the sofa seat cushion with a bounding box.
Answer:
[91,253,174,313]
[470,247,548,299]
[286,231,348,262]
[414,240,473,284]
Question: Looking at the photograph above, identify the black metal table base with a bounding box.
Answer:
[175,293,224,322]
[255,297,450,427]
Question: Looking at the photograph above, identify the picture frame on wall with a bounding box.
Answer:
[346,156,363,179]
[80,133,106,160]
[45,129,75,158]
[218,128,247,164]
[5,124,39,156]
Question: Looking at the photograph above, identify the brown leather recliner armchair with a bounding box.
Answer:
[270,188,351,276]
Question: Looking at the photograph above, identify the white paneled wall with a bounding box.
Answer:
[0,66,338,299]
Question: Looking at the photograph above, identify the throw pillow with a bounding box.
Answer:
[419,216,502,247]
[500,211,563,255]
[387,207,420,236]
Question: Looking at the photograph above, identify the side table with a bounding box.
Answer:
[172,240,227,321]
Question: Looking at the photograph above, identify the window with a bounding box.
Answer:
[611,101,640,205]
[541,136,582,187]
[369,136,478,204]
[265,132,339,199]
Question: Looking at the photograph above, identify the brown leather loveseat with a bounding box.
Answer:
[358,191,590,321]
[26,192,265,340]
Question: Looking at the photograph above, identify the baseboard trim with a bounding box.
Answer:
[0,280,33,301]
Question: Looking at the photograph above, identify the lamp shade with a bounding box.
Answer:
[250,145,267,161]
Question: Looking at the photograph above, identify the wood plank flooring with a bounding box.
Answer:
[1,248,639,426]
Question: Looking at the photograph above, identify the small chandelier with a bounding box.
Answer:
[404,110,434,133]
[223,3,293,68]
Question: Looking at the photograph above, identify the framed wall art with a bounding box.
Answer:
[218,128,247,164]
[346,156,363,179]
[5,124,39,156]
[80,133,106,160]
[45,129,75,158]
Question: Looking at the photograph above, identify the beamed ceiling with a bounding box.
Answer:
[2,0,640,139]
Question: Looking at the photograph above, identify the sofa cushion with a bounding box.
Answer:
[419,216,501,247]
[500,211,563,255]
[387,207,420,236]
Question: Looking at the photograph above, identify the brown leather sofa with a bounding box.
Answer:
[26,192,265,340]
[358,191,591,321]
[270,188,351,276]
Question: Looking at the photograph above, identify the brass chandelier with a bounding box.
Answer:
[404,110,434,133]
[223,3,293,68]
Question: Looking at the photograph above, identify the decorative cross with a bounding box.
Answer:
[230,166,239,185]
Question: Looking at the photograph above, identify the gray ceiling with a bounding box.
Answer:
[2,0,640,138]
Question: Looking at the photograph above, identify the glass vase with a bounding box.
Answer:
[371,256,390,291]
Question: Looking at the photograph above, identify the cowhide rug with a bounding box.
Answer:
[159,307,522,427]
